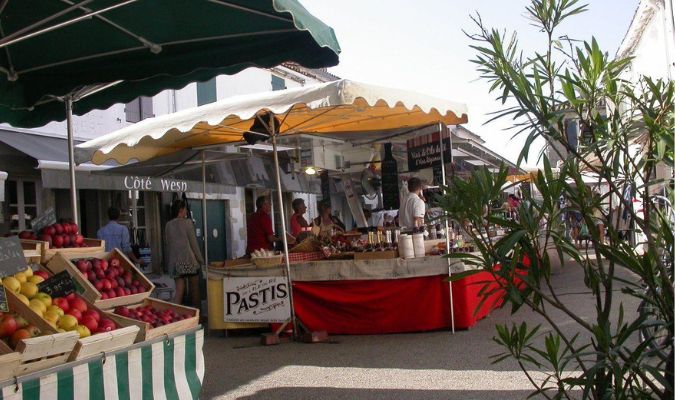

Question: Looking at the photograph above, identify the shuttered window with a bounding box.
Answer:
[271,75,285,91]
[197,78,217,105]
[125,97,154,122]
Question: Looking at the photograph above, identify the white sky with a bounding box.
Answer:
[300,0,637,167]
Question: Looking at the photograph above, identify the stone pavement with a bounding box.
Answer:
[200,260,640,399]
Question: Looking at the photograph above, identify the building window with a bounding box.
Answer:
[6,179,39,233]
[125,96,154,122]
[197,78,217,106]
[271,75,286,91]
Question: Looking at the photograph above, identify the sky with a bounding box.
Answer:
[300,0,638,167]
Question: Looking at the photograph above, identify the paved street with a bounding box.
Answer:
[201,259,640,399]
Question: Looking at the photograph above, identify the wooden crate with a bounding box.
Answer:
[107,298,199,342]
[42,238,105,263]
[69,325,139,361]
[0,290,79,379]
[46,248,154,310]
[20,239,49,264]
[354,250,399,260]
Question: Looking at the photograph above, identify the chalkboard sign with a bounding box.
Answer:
[38,271,75,298]
[0,286,7,313]
[381,143,400,210]
[0,236,27,278]
[406,133,451,172]
[31,207,57,234]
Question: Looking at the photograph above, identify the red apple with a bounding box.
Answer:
[70,223,79,235]
[100,259,109,271]
[0,314,18,337]
[43,226,56,236]
[115,287,125,297]
[81,316,98,333]
[109,259,120,268]
[98,319,115,332]
[53,223,64,234]
[62,235,71,247]
[74,235,84,245]
[94,281,104,291]
[69,297,88,313]
[100,293,108,300]
[34,270,49,280]
[101,279,111,290]
[18,231,32,239]
[83,309,100,322]
[53,298,70,313]
[87,271,96,282]
[52,235,64,248]
[76,260,89,273]
[106,289,116,299]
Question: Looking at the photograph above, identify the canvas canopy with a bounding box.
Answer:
[76,79,468,165]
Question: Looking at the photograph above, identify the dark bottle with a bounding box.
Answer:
[381,143,400,210]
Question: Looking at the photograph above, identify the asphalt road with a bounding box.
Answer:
[200,259,641,400]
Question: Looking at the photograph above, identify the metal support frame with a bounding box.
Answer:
[202,150,209,267]
[65,96,78,226]
[268,114,298,338]
[438,122,455,334]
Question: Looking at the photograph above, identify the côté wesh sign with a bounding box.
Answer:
[406,131,451,172]
[223,277,290,323]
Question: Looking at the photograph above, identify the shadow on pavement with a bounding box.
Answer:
[234,387,533,400]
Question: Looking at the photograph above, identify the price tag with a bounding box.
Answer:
[0,236,27,278]
[0,286,8,313]
[31,208,57,234]
[37,271,75,298]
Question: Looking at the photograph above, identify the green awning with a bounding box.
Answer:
[0,0,340,128]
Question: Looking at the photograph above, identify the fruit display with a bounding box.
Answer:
[113,305,191,329]
[46,249,154,308]
[73,256,147,300]
[19,222,84,249]
[2,267,50,308]
[108,298,198,341]
[0,311,42,350]
[47,293,119,338]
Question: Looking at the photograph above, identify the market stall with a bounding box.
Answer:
[208,255,507,334]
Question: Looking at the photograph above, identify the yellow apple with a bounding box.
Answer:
[2,276,21,294]
[22,267,33,278]
[43,311,59,325]
[28,299,46,314]
[15,293,30,306]
[75,325,91,339]
[14,272,27,283]
[20,282,38,299]
[28,275,44,285]
[58,315,78,331]
[46,305,64,317]
[33,293,52,307]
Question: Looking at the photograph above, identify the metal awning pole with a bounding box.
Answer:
[438,122,455,334]
[65,96,79,226]
[202,150,209,266]
[269,116,297,339]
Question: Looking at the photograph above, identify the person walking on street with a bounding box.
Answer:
[165,200,204,308]
[97,207,141,264]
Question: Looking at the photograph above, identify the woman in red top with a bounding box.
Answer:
[289,198,309,237]
[246,196,276,255]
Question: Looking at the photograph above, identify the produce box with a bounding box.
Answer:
[20,239,49,264]
[42,238,105,263]
[107,298,199,342]
[354,250,399,260]
[0,290,79,380]
[46,248,154,309]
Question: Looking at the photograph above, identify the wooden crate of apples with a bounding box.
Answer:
[109,298,199,342]
[0,269,79,380]
[46,249,155,310]
[18,221,105,263]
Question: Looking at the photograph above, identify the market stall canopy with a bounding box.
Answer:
[76,79,469,164]
[0,0,341,128]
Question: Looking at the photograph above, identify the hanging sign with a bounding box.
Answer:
[38,271,76,298]
[223,277,290,323]
[406,132,451,171]
[123,176,188,192]
[0,236,27,278]
[31,207,57,234]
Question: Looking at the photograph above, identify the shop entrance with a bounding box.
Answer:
[187,199,227,262]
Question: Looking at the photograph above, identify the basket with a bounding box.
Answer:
[289,237,322,253]
[252,255,283,268]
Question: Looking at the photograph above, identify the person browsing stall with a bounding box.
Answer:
[312,200,345,238]
[97,207,140,264]
[289,198,309,237]
[398,177,426,230]
[165,200,204,307]
[247,196,278,254]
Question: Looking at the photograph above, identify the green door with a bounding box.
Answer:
[187,199,227,263]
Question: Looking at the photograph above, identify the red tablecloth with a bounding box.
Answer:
[292,271,508,335]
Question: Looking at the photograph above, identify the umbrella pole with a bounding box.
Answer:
[65,96,79,226]
[270,130,297,339]
[201,150,209,266]
[438,122,455,334]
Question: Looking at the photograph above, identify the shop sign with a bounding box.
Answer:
[222,276,290,323]
[123,176,188,192]
[31,207,57,234]
[406,132,451,171]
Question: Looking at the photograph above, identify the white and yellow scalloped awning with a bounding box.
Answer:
[76,79,468,165]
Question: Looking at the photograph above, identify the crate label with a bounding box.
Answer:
[0,236,27,278]
[0,285,7,313]
[38,271,76,298]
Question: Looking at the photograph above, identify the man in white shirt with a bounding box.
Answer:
[399,177,426,230]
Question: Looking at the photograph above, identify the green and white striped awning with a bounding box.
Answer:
[0,329,205,400]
